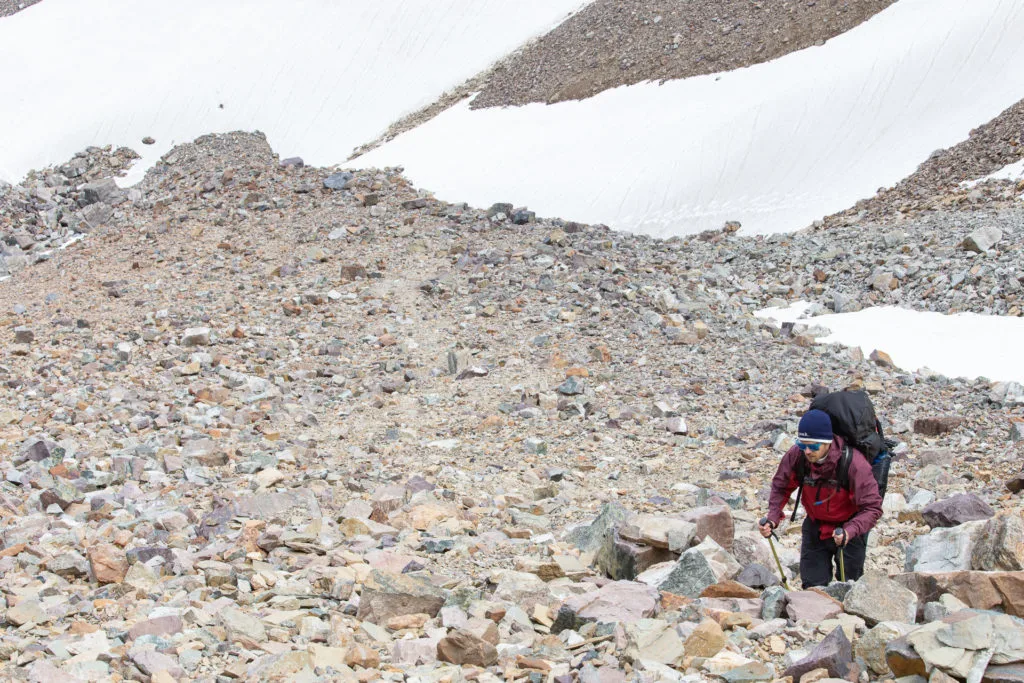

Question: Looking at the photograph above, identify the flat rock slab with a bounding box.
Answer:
[786,590,844,622]
[843,574,918,626]
[552,580,659,633]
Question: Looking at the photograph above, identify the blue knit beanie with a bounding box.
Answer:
[798,409,833,442]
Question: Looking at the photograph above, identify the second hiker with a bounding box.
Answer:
[758,408,883,586]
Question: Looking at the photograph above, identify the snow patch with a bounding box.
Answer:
[358,0,1024,236]
[0,0,589,185]
[755,303,1024,384]
[962,159,1024,189]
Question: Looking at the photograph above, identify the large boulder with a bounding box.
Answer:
[921,494,995,528]
[692,537,741,581]
[596,531,674,580]
[683,619,725,658]
[356,570,448,624]
[971,511,1024,571]
[551,581,659,633]
[894,571,1024,619]
[904,521,985,572]
[680,506,734,551]
[857,621,914,676]
[843,574,917,626]
[619,515,696,551]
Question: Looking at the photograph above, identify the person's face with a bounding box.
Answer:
[797,439,831,464]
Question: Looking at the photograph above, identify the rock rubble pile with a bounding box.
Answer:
[0,131,1021,682]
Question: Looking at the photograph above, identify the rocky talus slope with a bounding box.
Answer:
[0,132,1021,682]
[0,0,41,17]
[822,99,1024,230]
[472,0,898,108]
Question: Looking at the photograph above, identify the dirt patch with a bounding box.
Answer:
[472,0,897,109]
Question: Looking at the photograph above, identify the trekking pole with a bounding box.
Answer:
[760,517,791,590]
[836,528,847,582]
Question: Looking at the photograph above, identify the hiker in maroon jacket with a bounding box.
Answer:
[758,409,883,586]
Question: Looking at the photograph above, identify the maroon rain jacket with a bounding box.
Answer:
[766,435,883,540]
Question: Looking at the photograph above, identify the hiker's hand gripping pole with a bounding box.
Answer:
[759,517,791,591]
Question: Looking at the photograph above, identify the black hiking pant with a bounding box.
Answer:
[800,517,868,587]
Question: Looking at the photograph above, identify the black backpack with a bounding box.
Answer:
[789,390,893,522]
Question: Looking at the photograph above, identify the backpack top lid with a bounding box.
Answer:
[808,390,885,459]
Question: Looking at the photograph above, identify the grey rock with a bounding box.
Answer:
[130,650,184,679]
[843,574,918,626]
[905,521,985,572]
[962,225,1003,252]
[81,178,124,206]
[220,605,267,644]
[564,502,632,554]
[972,513,1024,570]
[737,563,779,589]
[323,171,354,190]
[557,376,586,395]
[857,621,913,676]
[44,551,89,579]
[760,586,788,620]
[638,547,717,598]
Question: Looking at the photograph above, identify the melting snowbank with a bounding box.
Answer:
[0,0,587,185]
[963,159,1024,188]
[358,0,1024,236]
[755,303,1024,384]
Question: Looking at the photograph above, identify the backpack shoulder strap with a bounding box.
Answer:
[837,443,853,491]
[790,456,806,522]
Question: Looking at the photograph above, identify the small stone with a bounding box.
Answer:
[181,327,211,347]
[437,629,499,667]
[684,619,725,658]
[88,544,128,584]
[323,171,354,190]
[220,606,267,645]
[344,643,380,669]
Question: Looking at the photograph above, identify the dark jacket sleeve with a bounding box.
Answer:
[767,446,801,526]
[842,450,883,539]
